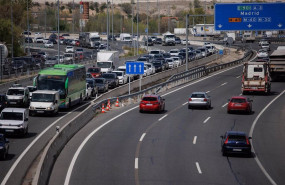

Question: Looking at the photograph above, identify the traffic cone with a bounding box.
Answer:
[105,103,110,111]
[101,104,106,113]
[115,97,120,107]
[107,99,112,110]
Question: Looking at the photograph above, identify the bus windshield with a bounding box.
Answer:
[97,62,111,68]
[37,75,66,97]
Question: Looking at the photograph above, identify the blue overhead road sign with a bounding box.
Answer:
[215,3,285,31]
[126,62,144,75]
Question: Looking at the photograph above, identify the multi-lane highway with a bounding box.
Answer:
[46,44,285,185]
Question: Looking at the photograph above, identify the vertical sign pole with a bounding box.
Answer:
[0,46,2,82]
[139,75,142,92]
[128,74,131,95]
[186,14,189,71]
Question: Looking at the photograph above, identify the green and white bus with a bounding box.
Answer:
[34,64,86,108]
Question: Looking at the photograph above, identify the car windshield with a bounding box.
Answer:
[94,79,104,84]
[231,98,246,103]
[87,80,94,87]
[170,50,178,53]
[28,87,37,92]
[113,72,122,76]
[88,68,100,73]
[228,135,246,141]
[102,74,115,79]
[137,58,147,61]
[37,75,66,96]
[191,93,205,98]
[32,93,54,102]
[97,62,111,68]
[142,97,157,101]
[150,51,160,54]
[0,112,23,121]
[7,89,24,95]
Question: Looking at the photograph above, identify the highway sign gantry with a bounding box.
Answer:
[215,3,285,31]
[126,62,144,75]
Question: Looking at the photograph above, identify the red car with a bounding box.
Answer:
[227,96,252,114]
[87,67,102,78]
[139,95,165,113]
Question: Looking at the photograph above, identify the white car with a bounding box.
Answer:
[44,41,53,48]
[204,42,212,46]
[117,65,134,81]
[171,57,182,66]
[64,53,75,63]
[35,37,44,43]
[181,39,190,45]
[43,39,49,44]
[143,65,151,77]
[169,49,180,56]
[34,32,42,38]
[145,63,156,74]
[259,40,269,46]
[112,71,128,85]
[65,46,74,53]
[0,108,29,136]
[165,58,176,68]
[257,49,269,58]
[261,42,270,51]
[205,45,216,54]
[55,55,65,63]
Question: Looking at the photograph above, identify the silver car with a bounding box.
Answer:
[188,92,211,109]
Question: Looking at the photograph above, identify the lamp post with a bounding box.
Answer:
[136,0,139,55]
[146,0,149,52]
[112,0,114,43]
[131,0,135,56]
[107,0,109,50]
[11,0,14,59]
[186,14,188,71]
[27,0,30,56]
[157,0,160,35]
[57,0,60,64]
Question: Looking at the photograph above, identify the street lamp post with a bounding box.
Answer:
[112,0,114,43]
[136,0,139,55]
[72,0,75,33]
[157,0,160,35]
[107,0,109,50]
[11,0,13,59]
[186,14,188,71]
[27,0,30,56]
[57,0,60,64]
[131,1,135,56]
[146,0,149,52]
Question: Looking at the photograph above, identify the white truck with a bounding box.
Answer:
[96,51,119,73]
[269,47,285,81]
[242,32,255,43]
[162,31,176,46]
[193,24,220,37]
[242,62,271,94]
[79,32,100,48]
[29,90,60,116]
[120,33,132,42]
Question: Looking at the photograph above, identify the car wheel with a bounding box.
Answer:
[29,111,35,117]
[222,150,227,156]
[188,105,191,109]
[139,109,143,113]
[227,110,231,114]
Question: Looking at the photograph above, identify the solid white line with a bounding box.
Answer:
[162,64,243,97]
[158,114,168,121]
[222,103,228,108]
[139,133,146,142]
[236,75,241,78]
[221,82,228,86]
[135,158,139,169]
[239,93,243,96]
[1,102,90,185]
[193,136,197,144]
[64,105,138,185]
[182,102,188,106]
[249,89,285,185]
[196,162,202,174]
[203,117,211,123]
[206,91,210,93]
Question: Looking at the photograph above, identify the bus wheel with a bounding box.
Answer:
[79,94,82,104]
[68,98,72,109]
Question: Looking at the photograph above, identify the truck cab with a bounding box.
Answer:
[242,62,271,94]
[162,32,176,46]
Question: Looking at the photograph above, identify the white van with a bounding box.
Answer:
[0,108,29,136]
[120,33,132,42]
[29,90,60,116]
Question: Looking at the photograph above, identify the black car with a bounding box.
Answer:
[137,57,149,63]
[0,133,9,160]
[102,73,119,88]
[25,37,33,43]
[13,57,36,70]
[175,37,181,44]
[145,38,154,46]
[153,54,164,60]
[152,60,164,72]
[154,38,162,44]
[49,39,57,44]
[11,60,28,72]
[49,33,57,40]
[163,52,171,59]
[94,78,109,93]
[221,131,252,157]
[0,95,7,112]
[108,35,117,41]
[86,78,99,97]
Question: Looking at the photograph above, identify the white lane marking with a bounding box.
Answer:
[135,158,139,169]
[139,133,146,142]
[158,114,168,121]
[203,117,211,123]
[236,75,241,78]
[206,91,210,93]
[193,136,197,144]
[222,103,228,108]
[162,64,243,97]
[64,105,138,185]
[239,93,243,96]
[249,89,285,185]
[1,102,90,185]
[182,102,188,106]
[196,162,202,174]
[220,82,228,86]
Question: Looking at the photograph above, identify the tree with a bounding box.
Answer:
[94,2,99,13]
[194,0,201,8]
[121,3,132,16]
[100,3,107,13]
[90,2,94,11]
[60,6,65,11]
[45,2,50,6]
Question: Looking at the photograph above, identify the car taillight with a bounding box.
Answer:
[189,98,192,101]
[154,102,159,105]
[246,138,250,145]
[203,98,207,102]
[224,137,229,144]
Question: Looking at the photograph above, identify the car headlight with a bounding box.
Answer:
[47,107,54,110]
[0,146,3,150]
[30,106,35,110]
[17,124,23,127]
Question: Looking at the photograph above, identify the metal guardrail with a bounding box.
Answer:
[34,47,253,185]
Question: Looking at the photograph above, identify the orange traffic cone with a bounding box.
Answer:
[107,99,112,110]
[101,104,106,113]
[106,103,110,111]
[115,97,120,107]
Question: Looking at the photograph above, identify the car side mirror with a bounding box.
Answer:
[162,98,165,101]
[248,137,252,139]
[54,100,58,104]
[220,135,224,139]
[5,138,9,143]
[24,118,28,121]
[228,99,230,101]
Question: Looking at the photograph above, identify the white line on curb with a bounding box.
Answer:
[221,82,228,86]
[135,158,139,169]
[182,102,188,106]
[193,136,197,144]
[206,91,210,93]
[222,103,228,108]
[139,133,146,142]
[158,114,168,121]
